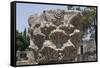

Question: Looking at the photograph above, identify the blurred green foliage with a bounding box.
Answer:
[80,7,96,37]
[16,28,30,51]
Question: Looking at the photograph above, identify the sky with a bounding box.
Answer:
[16,3,68,32]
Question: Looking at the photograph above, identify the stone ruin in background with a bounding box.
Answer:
[28,9,81,64]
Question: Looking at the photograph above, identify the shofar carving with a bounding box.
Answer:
[28,9,81,64]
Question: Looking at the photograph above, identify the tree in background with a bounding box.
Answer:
[80,7,96,38]
[16,28,30,51]
[67,6,73,10]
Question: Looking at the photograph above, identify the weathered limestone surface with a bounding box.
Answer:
[28,9,81,64]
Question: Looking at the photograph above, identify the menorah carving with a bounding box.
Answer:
[28,9,81,64]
